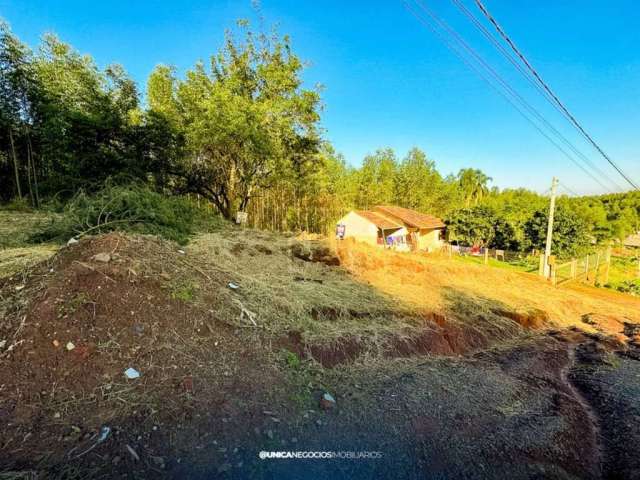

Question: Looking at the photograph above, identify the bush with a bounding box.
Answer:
[616,280,640,296]
[31,183,222,244]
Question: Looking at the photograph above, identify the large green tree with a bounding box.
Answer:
[355,148,397,209]
[147,21,321,219]
[523,205,591,257]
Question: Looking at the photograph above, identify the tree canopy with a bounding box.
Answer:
[1,18,639,259]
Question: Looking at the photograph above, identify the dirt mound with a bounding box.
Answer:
[0,233,286,477]
[280,308,535,368]
[290,242,340,266]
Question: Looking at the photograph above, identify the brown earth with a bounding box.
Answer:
[1,230,640,479]
[0,233,292,478]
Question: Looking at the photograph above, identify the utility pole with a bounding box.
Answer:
[543,177,558,278]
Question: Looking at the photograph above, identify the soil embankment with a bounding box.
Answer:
[2,231,640,479]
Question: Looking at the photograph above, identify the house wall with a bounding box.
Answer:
[336,211,379,246]
[417,228,443,251]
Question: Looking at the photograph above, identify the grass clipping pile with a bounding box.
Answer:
[0,233,284,477]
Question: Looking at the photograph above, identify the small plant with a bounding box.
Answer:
[281,348,301,370]
[170,281,198,302]
[57,292,92,318]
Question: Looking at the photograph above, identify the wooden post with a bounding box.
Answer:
[570,259,577,279]
[484,247,489,265]
[539,254,545,276]
[543,177,559,278]
[585,255,590,281]
[593,252,601,285]
[603,246,611,284]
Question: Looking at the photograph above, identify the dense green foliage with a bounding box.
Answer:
[1,18,639,256]
[31,183,220,244]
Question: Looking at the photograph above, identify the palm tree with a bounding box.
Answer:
[457,168,492,207]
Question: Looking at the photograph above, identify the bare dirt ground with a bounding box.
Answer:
[1,228,640,479]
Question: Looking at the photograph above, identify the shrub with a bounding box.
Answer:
[31,183,222,244]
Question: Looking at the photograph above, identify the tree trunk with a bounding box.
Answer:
[8,128,22,199]
[26,136,35,207]
[32,145,41,208]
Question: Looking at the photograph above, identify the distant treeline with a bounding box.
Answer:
[1,19,638,257]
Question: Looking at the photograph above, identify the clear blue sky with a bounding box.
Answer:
[2,0,639,195]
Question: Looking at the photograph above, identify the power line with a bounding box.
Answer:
[450,0,624,192]
[403,0,610,192]
[414,0,614,192]
[558,181,578,197]
[474,0,639,191]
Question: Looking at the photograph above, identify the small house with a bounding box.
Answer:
[336,206,445,252]
[335,210,405,247]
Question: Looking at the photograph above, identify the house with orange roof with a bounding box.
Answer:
[336,205,445,252]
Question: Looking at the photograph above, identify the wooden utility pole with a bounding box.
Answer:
[543,177,559,278]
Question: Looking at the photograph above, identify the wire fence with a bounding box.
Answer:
[446,245,540,272]
[445,243,640,291]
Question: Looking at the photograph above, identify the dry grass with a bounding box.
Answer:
[187,229,426,347]
[0,245,59,278]
[0,210,60,279]
[336,239,640,337]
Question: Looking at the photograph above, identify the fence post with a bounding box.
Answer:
[603,246,611,284]
[585,255,590,281]
[571,259,577,279]
[539,254,545,276]
[594,252,601,284]
[484,248,489,265]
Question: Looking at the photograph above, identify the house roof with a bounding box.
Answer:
[624,232,640,248]
[354,210,402,230]
[373,205,446,229]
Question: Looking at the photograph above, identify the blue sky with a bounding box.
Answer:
[2,0,638,195]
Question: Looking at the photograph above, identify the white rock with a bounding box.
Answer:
[124,367,141,379]
[66,341,76,351]
[67,238,79,246]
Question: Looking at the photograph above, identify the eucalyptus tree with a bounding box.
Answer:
[0,22,33,201]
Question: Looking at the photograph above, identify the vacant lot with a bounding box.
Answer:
[1,216,640,479]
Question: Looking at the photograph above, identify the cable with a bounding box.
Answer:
[404,0,610,191]
[450,0,624,192]
[559,182,578,197]
[474,0,639,190]
[414,0,613,192]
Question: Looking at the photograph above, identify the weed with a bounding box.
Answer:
[57,292,92,318]
[170,281,198,302]
[281,348,301,370]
